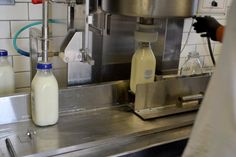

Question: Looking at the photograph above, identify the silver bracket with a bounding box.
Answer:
[134,74,210,120]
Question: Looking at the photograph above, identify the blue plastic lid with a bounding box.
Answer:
[0,49,8,57]
[37,62,52,70]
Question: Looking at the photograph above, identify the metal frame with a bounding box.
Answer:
[0,80,196,156]
[134,74,211,119]
[0,80,129,125]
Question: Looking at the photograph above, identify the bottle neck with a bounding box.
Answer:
[37,69,53,75]
[138,42,151,48]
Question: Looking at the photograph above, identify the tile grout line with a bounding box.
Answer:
[27,2,30,21]
[9,21,12,38]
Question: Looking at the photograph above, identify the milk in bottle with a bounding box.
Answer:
[0,49,15,95]
[130,42,156,93]
[31,62,59,126]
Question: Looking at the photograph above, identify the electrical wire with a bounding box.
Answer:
[13,19,64,57]
[207,36,216,66]
[180,17,216,68]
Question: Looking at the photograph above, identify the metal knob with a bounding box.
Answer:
[211,1,218,7]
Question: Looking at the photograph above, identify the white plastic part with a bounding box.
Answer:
[135,24,158,42]
[87,15,93,25]
[60,32,83,63]
[183,1,236,156]
[134,31,158,42]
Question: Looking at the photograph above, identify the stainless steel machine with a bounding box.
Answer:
[98,0,207,119]
[30,0,199,84]
[30,0,205,119]
[102,0,197,17]
[0,0,213,156]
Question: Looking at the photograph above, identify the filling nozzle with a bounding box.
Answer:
[39,0,80,63]
[135,17,158,43]
[42,0,49,63]
[24,0,50,63]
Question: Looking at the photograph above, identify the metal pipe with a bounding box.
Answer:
[84,0,89,50]
[42,0,49,63]
[179,94,204,102]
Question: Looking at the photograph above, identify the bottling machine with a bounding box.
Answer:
[100,0,209,119]
[29,0,209,119]
[0,0,212,156]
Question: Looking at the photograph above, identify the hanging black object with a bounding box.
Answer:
[207,36,216,66]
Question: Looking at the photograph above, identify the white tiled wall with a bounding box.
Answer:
[0,1,67,89]
[179,0,232,73]
[0,1,233,89]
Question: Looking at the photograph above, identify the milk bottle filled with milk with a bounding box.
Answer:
[31,62,59,126]
[0,49,15,95]
[130,42,156,93]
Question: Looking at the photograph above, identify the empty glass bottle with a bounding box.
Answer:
[180,52,203,76]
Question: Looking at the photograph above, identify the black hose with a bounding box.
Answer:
[207,37,216,66]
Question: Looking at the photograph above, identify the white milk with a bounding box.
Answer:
[130,42,156,93]
[31,63,59,126]
[0,53,15,95]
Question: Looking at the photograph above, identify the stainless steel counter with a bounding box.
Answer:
[0,105,196,157]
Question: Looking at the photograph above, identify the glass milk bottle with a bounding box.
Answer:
[180,52,203,76]
[130,42,156,93]
[31,62,59,126]
[0,49,15,95]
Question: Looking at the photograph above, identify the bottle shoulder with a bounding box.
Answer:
[32,73,58,88]
[0,64,14,73]
[135,47,155,55]
[134,48,156,61]
[0,61,12,67]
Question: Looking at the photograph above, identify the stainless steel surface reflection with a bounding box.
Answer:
[0,80,198,156]
[55,126,192,157]
[0,93,30,125]
[0,105,196,157]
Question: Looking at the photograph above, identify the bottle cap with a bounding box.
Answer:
[37,62,52,70]
[0,49,8,57]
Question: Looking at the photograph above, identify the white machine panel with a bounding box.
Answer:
[197,0,227,14]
